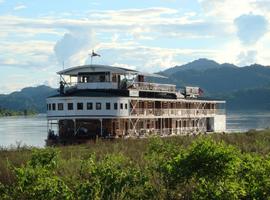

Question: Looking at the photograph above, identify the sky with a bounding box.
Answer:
[0,0,270,94]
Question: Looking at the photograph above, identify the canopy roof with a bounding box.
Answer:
[57,64,167,78]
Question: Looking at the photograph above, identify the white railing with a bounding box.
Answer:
[126,127,208,137]
[129,82,176,92]
[61,81,176,92]
[130,109,224,117]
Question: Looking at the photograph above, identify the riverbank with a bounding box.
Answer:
[0,109,36,117]
[1,129,270,199]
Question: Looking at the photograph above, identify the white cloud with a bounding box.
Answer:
[237,50,257,66]
[14,4,27,11]
[199,0,257,20]
[54,30,96,66]
[0,40,56,70]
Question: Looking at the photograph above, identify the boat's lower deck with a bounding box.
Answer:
[47,116,223,142]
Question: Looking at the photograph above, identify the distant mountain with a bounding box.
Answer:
[157,59,270,96]
[0,85,57,113]
[220,87,270,110]
[163,58,237,75]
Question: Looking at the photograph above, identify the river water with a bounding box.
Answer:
[0,111,270,147]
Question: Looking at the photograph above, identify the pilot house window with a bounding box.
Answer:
[58,103,64,110]
[68,103,73,110]
[87,102,93,110]
[96,103,101,110]
[106,103,111,110]
[52,103,56,111]
[77,103,83,110]
[79,72,110,83]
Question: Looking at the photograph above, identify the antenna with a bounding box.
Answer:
[62,61,65,70]
[91,50,93,65]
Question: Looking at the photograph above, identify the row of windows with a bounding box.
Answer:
[47,102,128,111]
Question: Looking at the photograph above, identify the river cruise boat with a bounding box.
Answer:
[46,64,226,143]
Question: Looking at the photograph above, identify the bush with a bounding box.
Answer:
[0,182,12,200]
[77,154,155,200]
[29,148,59,169]
[238,153,270,199]
[10,148,74,200]
[14,166,73,200]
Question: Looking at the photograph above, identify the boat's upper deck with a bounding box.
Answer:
[58,64,176,93]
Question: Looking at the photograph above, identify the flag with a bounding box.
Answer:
[90,50,100,57]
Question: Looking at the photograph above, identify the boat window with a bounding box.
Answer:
[78,72,110,83]
[77,103,83,110]
[52,103,56,111]
[106,103,111,110]
[48,104,51,110]
[100,75,105,82]
[120,103,123,109]
[114,103,118,110]
[96,103,102,110]
[112,74,117,82]
[58,103,64,110]
[125,103,128,109]
[68,103,73,110]
[87,102,93,110]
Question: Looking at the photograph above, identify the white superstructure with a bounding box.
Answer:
[46,64,226,141]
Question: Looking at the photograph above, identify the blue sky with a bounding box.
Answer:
[0,0,270,93]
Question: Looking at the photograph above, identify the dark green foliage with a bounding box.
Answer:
[11,148,73,200]
[182,138,241,179]
[146,135,270,199]
[13,166,73,200]
[1,131,270,199]
[77,154,155,200]
[29,148,59,169]
[0,108,36,117]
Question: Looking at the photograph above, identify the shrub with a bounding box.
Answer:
[14,166,73,200]
[10,148,74,200]
[77,154,155,200]
[29,148,59,169]
[0,182,12,200]
[182,138,241,180]
[238,153,270,199]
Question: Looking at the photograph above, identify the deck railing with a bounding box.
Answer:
[130,108,225,117]
[62,81,176,92]
[126,127,208,137]
[129,82,176,92]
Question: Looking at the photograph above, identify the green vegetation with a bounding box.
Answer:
[0,108,36,117]
[1,130,270,199]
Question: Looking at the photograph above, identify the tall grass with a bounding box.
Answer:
[1,129,270,199]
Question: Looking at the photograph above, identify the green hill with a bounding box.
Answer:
[0,85,56,113]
